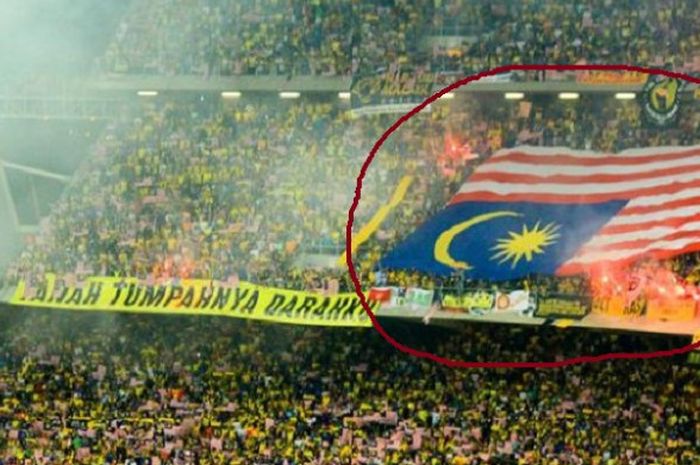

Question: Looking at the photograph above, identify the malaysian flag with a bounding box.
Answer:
[381,145,700,280]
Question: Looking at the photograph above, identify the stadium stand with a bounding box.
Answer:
[0,311,697,464]
[4,95,700,296]
[1,0,700,464]
[99,0,700,76]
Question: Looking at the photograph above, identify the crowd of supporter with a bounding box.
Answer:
[99,0,700,76]
[5,1,700,464]
[4,92,700,297]
[0,310,697,464]
[101,0,354,76]
[430,0,700,75]
[2,96,440,290]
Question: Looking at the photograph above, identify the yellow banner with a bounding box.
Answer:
[576,71,647,85]
[441,291,494,311]
[592,296,646,317]
[646,298,696,322]
[9,275,377,327]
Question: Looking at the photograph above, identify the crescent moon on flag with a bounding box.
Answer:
[434,211,522,270]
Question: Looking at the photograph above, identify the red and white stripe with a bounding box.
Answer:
[449,145,700,274]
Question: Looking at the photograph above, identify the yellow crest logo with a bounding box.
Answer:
[643,75,683,126]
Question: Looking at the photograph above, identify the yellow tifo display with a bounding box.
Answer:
[338,175,413,266]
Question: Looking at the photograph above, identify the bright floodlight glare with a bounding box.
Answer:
[615,92,636,100]
[279,91,301,99]
[504,92,524,100]
[221,91,242,99]
[439,92,455,100]
[559,92,580,100]
[137,91,158,97]
[338,92,351,100]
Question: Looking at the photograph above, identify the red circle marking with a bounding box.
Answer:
[345,64,700,369]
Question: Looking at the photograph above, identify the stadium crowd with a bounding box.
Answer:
[3,1,700,465]
[4,91,700,297]
[6,0,700,298]
[0,310,697,464]
[99,0,700,76]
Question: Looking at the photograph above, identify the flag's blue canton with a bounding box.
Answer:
[379,200,627,280]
